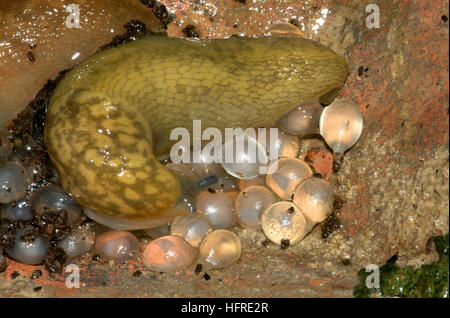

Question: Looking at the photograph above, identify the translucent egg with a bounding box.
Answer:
[261,201,308,246]
[57,224,96,260]
[205,173,239,192]
[169,156,238,192]
[0,162,28,204]
[276,101,323,135]
[166,162,198,179]
[238,175,266,191]
[143,235,198,272]
[265,158,313,200]
[198,230,241,271]
[319,98,363,154]
[265,128,300,158]
[198,175,219,189]
[94,231,139,263]
[170,214,212,247]
[30,184,83,226]
[144,223,171,239]
[0,145,7,163]
[235,186,277,229]
[166,165,201,215]
[221,132,268,179]
[293,178,334,223]
[190,154,224,178]
[171,196,196,215]
[196,190,234,229]
[1,199,33,221]
[174,179,197,215]
[6,225,50,265]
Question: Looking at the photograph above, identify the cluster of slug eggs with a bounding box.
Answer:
[0,98,362,275]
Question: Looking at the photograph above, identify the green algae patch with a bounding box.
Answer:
[354,234,449,298]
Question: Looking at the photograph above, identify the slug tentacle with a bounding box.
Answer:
[45,35,348,229]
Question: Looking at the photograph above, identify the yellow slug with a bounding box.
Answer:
[45,35,348,229]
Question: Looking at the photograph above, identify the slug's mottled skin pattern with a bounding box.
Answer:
[45,35,348,223]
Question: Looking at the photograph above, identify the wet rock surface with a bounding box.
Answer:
[0,0,448,297]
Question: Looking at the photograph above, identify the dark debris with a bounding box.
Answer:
[10,271,20,279]
[100,20,148,50]
[0,255,7,273]
[280,239,290,250]
[194,263,203,275]
[132,270,143,277]
[31,269,43,280]
[182,25,200,38]
[44,246,66,274]
[341,259,351,266]
[321,212,341,239]
[386,253,399,265]
[139,0,174,28]
[0,221,15,250]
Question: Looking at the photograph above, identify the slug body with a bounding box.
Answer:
[45,35,348,229]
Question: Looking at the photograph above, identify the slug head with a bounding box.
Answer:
[265,36,349,104]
